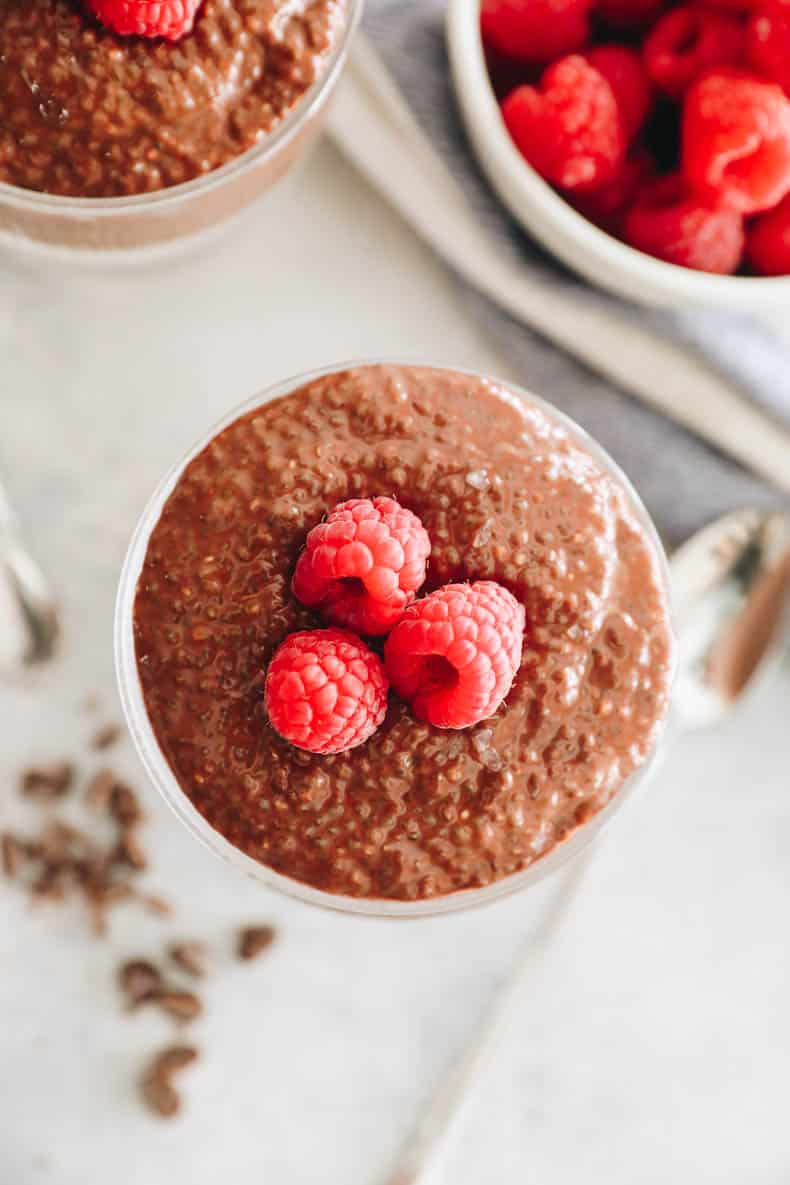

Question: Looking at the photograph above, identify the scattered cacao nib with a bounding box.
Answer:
[85,894,109,938]
[169,942,208,979]
[31,866,67,903]
[113,829,147,872]
[140,1073,181,1118]
[109,782,143,827]
[238,925,276,961]
[119,959,163,1006]
[139,893,172,917]
[40,820,90,862]
[153,1044,199,1076]
[84,769,117,812]
[79,850,114,891]
[139,1045,199,1118]
[21,762,74,799]
[1,832,25,878]
[91,723,122,751]
[100,883,134,906]
[148,989,203,1023]
[4,796,160,935]
[80,852,124,935]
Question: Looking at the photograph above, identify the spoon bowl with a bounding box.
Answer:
[671,510,790,729]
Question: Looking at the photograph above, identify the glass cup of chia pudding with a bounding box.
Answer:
[115,362,676,918]
[0,0,361,254]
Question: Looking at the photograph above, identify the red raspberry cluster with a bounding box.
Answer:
[264,497,526,754]
[483,0,790,275]
[86,0,202,39]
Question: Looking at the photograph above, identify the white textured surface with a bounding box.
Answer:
[1,143,788,1185]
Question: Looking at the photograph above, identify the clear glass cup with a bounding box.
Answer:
[0,0,362,257]
[115,362,676,918]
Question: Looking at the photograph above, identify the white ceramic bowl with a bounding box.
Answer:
[115,361,675,918]
[446,0,790,311]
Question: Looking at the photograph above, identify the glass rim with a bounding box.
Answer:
[0,0,363,218]
[115,360,677,919]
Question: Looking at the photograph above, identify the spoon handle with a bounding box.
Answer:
[0,479,59,670]
[379,851,593,1185]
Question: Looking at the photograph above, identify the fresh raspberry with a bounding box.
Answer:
[292,497,431,637]
[502,56,625,191]
[264,630,388,755]
[585,46,653,140]
[86,0,201,39]
[643,7,743,98]
[480,0,592,66]
[596,0,666,30]
[682,69,790,213]
[745,193,790,272]
[748,2,790,94]
[384,582,525,730]
[623,172,745,271]
[572,148,655,232]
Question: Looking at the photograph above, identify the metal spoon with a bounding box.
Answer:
[0,478,59,674]
[381,509,790,1185]
[671,509,790,729]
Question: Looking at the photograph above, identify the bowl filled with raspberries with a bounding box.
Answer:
[447,0,790,306]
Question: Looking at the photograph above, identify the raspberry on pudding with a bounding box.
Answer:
[131,365,674,904]
[0,0,348,199]
[292,496,432,636]
[384,582,525,730]
[265,629,389,755]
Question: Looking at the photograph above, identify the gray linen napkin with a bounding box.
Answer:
[363,0,790,545]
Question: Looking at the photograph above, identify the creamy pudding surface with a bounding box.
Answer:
[0,0,347,198]
[133,365,674,901]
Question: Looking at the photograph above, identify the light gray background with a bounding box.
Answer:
[1,142,788,1185]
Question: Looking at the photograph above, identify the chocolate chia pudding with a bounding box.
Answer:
[0,0,347,198]
[131,365,674,903]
